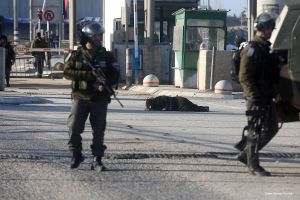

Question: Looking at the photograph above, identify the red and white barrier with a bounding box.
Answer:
[14,47,70,56]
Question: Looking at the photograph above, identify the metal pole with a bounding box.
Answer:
[69,0,76,50]
[253,0,257,35]
[144,0,154,46]
[46,21,50,39]
[0,48,5,91]
[59,22,62,55]
[13,0,19,45]
[125,4,129,48]
[37,8,41,33]
[133,0,138,58]
[29,0,32,42]
[102,0,106,47]
[248,0,257,41]
[209,46,216,90]
[125,48,132,86]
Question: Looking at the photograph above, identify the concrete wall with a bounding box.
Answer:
[0,0,102,20]
[113,44,172,83]
[257,0,284,15]
[197,50,242,92]
[103,0,124,50]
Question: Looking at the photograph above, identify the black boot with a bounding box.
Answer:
[91,156,106,172]
[246,137,271,176]
[237,151,247,165]
[70,152,84,169]
[234,126,248,151]
[234,137,246,151]
[6,78,10,87]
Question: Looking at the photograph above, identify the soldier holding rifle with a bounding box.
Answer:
[64,21,120,172]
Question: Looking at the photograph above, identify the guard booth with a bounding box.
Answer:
[172,9,227,88]
[270,0,300,121]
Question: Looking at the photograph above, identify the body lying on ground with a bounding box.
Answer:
[145,95,209,112]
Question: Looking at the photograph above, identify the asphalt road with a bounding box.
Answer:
[0,84,299,200]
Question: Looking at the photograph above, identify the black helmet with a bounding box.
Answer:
[81,22,105,37]
[254,12,277,31]
[80,22,104,46]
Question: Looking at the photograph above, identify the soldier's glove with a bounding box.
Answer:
[247,96,261,105]
[93,79,105,92]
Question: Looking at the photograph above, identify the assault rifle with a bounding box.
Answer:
[82,53,124,108]
[234,106,269,151]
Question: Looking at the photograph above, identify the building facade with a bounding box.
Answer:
[257,0,285,15]
[0,0,103,41]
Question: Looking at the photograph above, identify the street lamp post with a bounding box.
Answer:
[69,0,76,50]
[248,0,257,41]
[13,0,19,45]
[37,9,43,33]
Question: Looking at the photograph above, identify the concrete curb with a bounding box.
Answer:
[128,85,241,99]
[0,96,48,105]
[0,90,49,105]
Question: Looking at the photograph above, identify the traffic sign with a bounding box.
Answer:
[44,10,55,21]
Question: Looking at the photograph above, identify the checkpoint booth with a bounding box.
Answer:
[270,0,300,121]
[172,9,227,88]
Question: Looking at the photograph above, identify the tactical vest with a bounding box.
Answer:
[70,49,92,91]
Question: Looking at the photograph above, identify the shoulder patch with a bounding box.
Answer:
[247,48,255,57]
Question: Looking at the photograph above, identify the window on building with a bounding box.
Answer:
[114,18,121,31]
[263,4,279,14]
[185,27,225,51]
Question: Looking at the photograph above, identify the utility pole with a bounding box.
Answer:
[133,0,138,58]
[124,0,130,48]
[29,0,32,42]
[248,0,257,41]
[13,0,19,45]
[144,0,154,46]
[69,0,76,50]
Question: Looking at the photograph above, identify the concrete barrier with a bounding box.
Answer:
[214,80,233,94]
[143,74,159,87]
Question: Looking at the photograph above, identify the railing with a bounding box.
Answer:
[11,48,69,78]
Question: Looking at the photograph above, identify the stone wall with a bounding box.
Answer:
[197,50,242,92]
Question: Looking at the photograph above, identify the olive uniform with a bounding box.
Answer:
[238,35,280,176]
[31,33,48,77]
[64,46,119,169]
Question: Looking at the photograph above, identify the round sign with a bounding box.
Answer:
[44,10,54,21]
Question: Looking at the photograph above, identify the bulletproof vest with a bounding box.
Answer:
[253,43,274,99]
[71,47,111,91]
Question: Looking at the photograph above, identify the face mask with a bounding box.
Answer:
[89,34,103,49]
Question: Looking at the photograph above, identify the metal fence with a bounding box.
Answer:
[11,48,68,78]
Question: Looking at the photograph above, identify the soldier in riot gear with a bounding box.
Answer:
[236,12,281,176]
[64,21,120,171]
